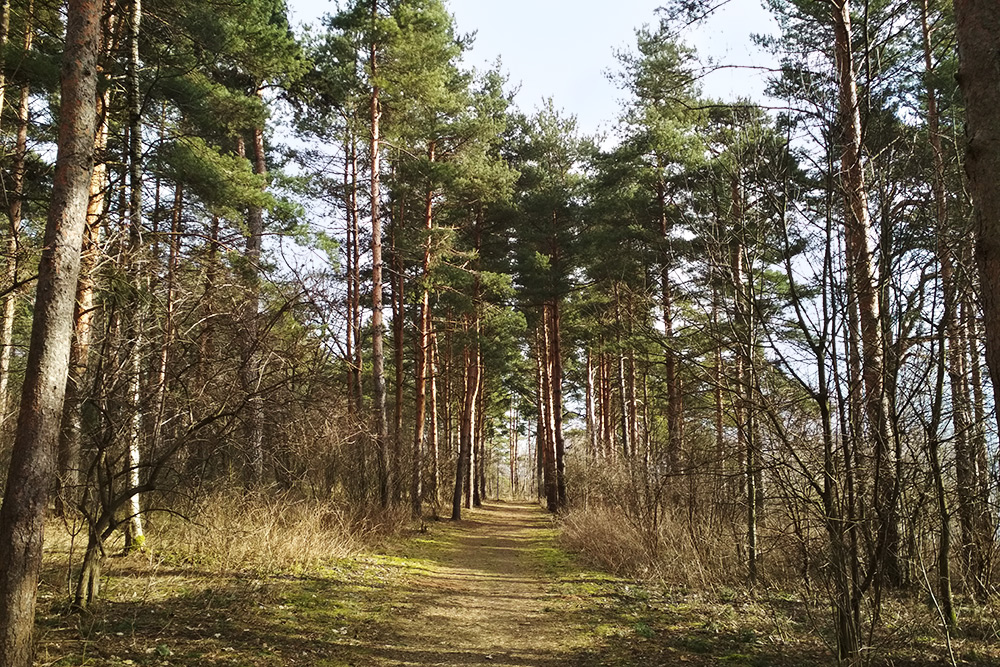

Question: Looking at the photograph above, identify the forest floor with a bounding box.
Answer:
[34,501,998,666]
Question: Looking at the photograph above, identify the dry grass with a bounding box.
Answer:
[36,491,416,666]
[42,489,414,584]
[559,503,742,589]
[156,492,351,572]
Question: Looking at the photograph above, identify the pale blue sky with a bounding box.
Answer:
[286,1,777,137]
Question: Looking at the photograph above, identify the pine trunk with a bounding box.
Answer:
[0,1,100,661]
[833,0,899,588]
[954,0,1000,440]
[411,145,435,517]
[0,7,32,420]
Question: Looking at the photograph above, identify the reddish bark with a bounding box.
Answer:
[0,0,100,662]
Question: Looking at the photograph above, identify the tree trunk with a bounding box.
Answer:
[391,209,404,503]
[474,368,485,507]
[657,172,681,473]
[429,326,441,514]
[921,0,982,600]
[369,0,389,506]
[832,0,899,588]
[0,0,9,128]
[0,1,100,662]
[929,321,958,629]
[239,119,267,486]
[509,400,519,495]
[123,0,145,550]
[537,323,558,511]
[585,349,597,459]
[548,301,567,508]
[412,144,435,517]
[451,318,479,520]
[0,3,33,420]
[954,0,1000,442]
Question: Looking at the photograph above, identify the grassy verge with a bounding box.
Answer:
[34,499,1000,666]
[36,493,419,667]
[556,506,1000,666]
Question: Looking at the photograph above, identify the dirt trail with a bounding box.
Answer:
[368,502,589,667]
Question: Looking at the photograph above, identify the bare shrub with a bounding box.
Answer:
[562,457,749,588]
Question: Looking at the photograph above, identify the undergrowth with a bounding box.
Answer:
[557,503,1000,666]
[36,491,415,666]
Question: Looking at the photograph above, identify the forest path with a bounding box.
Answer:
[367,501,592,666]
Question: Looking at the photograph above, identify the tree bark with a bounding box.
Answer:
[537,322,558,511]
[657,171,681,473]
[0,1,33,421]
[585,349,597,459]
[123,0,145,549]
[451,318,479,520]
[239,120,267,486]
[0,1,100,662]
[428,326,440,513]
[391,208,404,503]
[412,143,436,517]
[548,301,567,508]
[370,0,389,506]
[954,0,1000,459]
[832,0,899,588]
[921,0,982,600]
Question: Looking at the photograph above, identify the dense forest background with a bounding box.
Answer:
[0,0,999,665]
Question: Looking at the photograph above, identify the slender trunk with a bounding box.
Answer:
[443,320,453,458]
[657,173,681,473]
[965,294,994,584]
[585,349,597,458]
[731,225,756,586]
[391,207,404,502]
[239,119,267,485]
[350,139,363,414]
[929,318,957,629]
[538,321,558,511]
[921,0,980,600]
[833,0,899,588]
[429,326,440,513]
[465,361,475,510]
[152,184,181,460]
[549,301,567,508]
[123,0,145,550]
[370,1,389,506]
[617,350,630,459]
[412,143,435,517]
[0,1,99,662]
[451,318,479,520]
[510,401,518,495]
[0,0,9,127]
[56,119,104,514]
[0,3,32,419]
[712,281,725,481]
[344,134,357,417]
[601,349,614,459]
[534,334,545,501]
[198,216,220,383]
[474,368,485,506]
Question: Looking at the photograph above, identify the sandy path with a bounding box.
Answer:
[366,502,589,666]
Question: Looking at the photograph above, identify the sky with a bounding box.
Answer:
[285,0,778,138]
